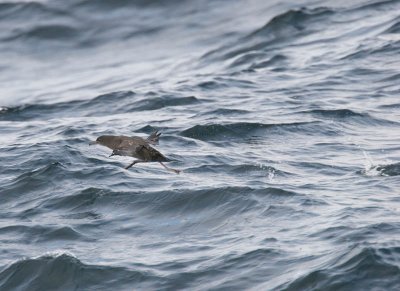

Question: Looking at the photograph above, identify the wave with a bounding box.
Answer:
[378,102,400,109]
[7,24,79,41]
[38,186,300,220]
[201,7,334,63]
[38,188,109,218]
[0,0,174,48]
[282,245,400,290]
[201,0,400,70]
[248,54,288,71]
[299,109,399,127]
[0,1,81,45]
[311,222,400,243]
[195,248,282,290]
[0,224,86,243]
[196,80,229,90]
[0,91,200,121]
[2,162,65,198]
[187,164,289,176]
[341,40,400,61]
[0,253,157,290]
[385,17,400,34]
[224,52,289,73]
[303,108,364,118]
[201,108,251,116]
[380,72,400,83]
[0,90,134,120]
[349,0,400,12]
[141,186,263,216]
[0,1,62,20]
[75,0,186,10]
[127,95,199,111]
[180,121,323,141]
[0,106,10,114]
[248,7,333,39]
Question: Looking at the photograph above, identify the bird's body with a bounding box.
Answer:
[90,131,180,174]
[97,135,169,162]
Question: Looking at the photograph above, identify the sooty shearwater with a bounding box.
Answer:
[90,131,181,174]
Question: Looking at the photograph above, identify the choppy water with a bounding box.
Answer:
[1,0,400,290]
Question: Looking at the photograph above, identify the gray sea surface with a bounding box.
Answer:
[1,0,400,290]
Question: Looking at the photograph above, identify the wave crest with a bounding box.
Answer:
[0,253,151,290]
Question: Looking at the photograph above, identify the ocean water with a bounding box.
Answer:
[1,0,400,290]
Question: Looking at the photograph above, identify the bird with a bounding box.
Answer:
[89,131,181,174]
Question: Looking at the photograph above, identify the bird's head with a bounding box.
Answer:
[89,135,113,147]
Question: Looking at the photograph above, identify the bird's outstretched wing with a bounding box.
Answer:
[111,138,145,157]
[136,144,169,162]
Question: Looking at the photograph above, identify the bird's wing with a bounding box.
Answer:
[136,143,169,162]
[113,137,169,161]
[113,138,146,157]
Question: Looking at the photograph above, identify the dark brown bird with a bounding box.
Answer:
[89,131,180,174]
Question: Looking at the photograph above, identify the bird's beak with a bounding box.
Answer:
[89,141,98,146]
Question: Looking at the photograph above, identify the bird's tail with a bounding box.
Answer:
[147,130,161,145]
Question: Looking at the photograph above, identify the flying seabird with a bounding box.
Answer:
[90,131,181,174]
